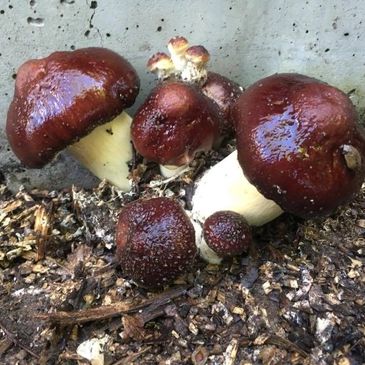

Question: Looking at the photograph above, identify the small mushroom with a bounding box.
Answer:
[116,197,197,289]
[147,52,175,80]
[192,73,365,225]
[197,210,252,264]
[201,72,243,135]
[6,47,140,190]
[181,45,210,83]
[167,36,190,72]
[131,81,221,177]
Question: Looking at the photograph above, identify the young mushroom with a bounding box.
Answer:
[192,73,365,226]
[197,210,252,264]
[201,72,243,136]
[131,80,221,177]
[167,36,190,72]
[6,47,140,191]
[116,197,197,289]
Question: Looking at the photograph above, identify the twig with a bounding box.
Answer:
[0,319,40,360]
[36,285,188,325]
[267,335,309,358]
[111,345,152,365]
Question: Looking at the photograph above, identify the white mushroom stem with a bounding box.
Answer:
[180,61,208,84]
[191,150,283,227]
[160,164,188,178]
[196,235,223,264]
[67,111,133,191]
[189,213,222,264]
[167,38,189,72]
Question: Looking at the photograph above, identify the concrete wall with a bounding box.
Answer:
[1,0,365,190]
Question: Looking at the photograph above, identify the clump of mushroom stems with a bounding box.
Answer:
[68,111,133,191]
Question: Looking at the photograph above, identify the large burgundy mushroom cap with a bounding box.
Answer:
[232,73,365,218]
[203,210,252,258]
[6,47,140,168]
[116,197,197,289]
[131,81,221,166]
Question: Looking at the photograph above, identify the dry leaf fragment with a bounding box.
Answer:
[34,204,53,260]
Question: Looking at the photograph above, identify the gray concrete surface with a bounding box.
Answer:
[1,0,365,190]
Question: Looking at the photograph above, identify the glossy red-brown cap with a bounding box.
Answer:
[232,73,365,218]
[131,81,221,166]
[203,211,251,258]
[6,47,140,168]
[116,197,196,289]
[202,72,243,135]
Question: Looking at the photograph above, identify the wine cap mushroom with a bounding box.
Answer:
[192,73,365,226]
[201,72,243,135]
[116,197,197,289]
[233,73,365,218]
[131,81,221,176]
[198,210,252,264]
[6,47,140,190]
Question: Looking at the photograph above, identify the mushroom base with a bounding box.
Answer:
[68,112,133,191]
[160,164,188,178]
[196,235,223,264]
[191,151,283,226]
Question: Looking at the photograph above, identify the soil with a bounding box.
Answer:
[0,144,364,365]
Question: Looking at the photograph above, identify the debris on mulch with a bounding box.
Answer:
[0,144,364,364]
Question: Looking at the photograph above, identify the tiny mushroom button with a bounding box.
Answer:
[6,47,140,190]
[192,73,365,226]
[198,210,252,264]
[116,197,197,289]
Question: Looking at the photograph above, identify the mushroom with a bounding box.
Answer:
[201,72,243,136]
[167,36,189,72]
[131,36,242,177]
[6,47,140,190]
[147,52,175,80]
[181,45,210,83]
[192,73,365,226]
[131,80,221,177]
[116,197,197,289]
[197,210,252,264]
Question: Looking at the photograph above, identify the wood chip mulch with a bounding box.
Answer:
[0,147,364,365]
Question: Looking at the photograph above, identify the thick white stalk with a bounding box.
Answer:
[191,150,283,226]
[68,112,133,191]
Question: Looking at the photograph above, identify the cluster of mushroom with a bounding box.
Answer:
[6,37,365,289]
[132,36,243,177]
